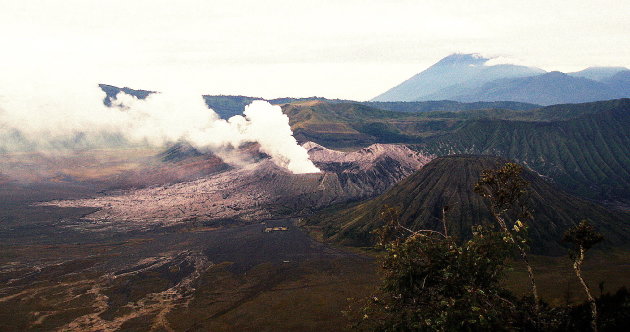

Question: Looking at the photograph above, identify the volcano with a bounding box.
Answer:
[41,143,434,231]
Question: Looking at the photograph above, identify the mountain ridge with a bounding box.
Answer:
[372,54,630,105]
[418,99,630,204]
[372,53,545,102]
[569,66,630,81]
[453,71,626,105]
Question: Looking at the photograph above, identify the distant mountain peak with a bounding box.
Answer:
[372,53,629,104]
[569,66,630,81]
[434,53,488,66]
[372,53,544,102]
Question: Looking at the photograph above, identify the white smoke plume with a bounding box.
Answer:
[0,83,320,174]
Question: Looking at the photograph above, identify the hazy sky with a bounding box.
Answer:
[1,0,628,100]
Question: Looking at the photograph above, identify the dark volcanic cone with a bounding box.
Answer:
[308,155,630,254]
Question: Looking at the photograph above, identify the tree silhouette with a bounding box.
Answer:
[564,220,603,332]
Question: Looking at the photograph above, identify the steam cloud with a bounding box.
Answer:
[0,84,320,174]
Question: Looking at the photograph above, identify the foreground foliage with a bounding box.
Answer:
[358,223,520,330]
[352,163,630,331]
[564,220,605,332]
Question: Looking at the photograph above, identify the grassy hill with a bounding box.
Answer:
[419,99,630,203]
[306,155,630,254]
[282,101,428,148]
[280,100,540,149]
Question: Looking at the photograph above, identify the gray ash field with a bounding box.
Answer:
[0,144,409,331]
[0,183,377,331]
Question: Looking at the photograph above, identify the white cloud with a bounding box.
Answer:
[0,0,628,100]
[0,81,320,173]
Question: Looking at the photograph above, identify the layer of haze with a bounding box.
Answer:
[1,0,629,100]
[0,83,320,174]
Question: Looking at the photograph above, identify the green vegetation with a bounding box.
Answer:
[353,163,629,331]
[355,223,521,331]
[474,163,540,308]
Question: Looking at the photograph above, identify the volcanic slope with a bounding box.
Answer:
[420,99,630,204]
[42,143,433,230]
[283,101,426,148]
[282,99,579,150]
[307,155,630,254]
[280,100,522,149]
